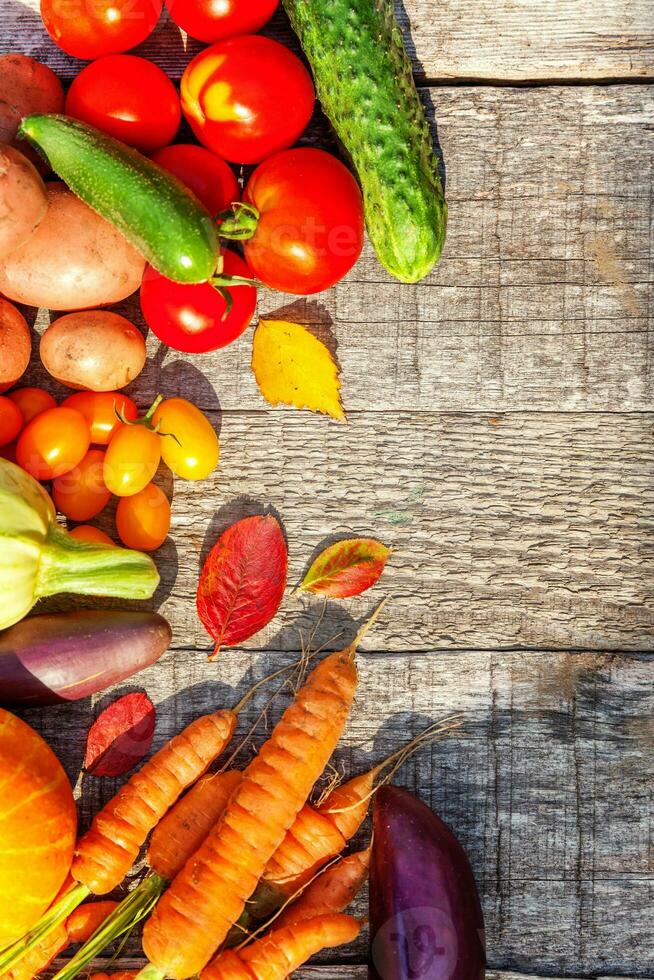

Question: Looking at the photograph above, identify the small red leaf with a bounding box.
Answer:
[300,538,391,598]
[84,692,155,778]
[197,514,288,658]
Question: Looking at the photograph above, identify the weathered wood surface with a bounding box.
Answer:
[32,649,654,973]
[41,410,654,653]
[5,0,654,82]
[3,0,654,977]
[19,84,654,412]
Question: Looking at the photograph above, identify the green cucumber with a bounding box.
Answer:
[282,0,447,283]
[19,114,219,284]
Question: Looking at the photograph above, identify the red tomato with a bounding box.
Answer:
[7,388,56,425]
[116,482,170,551]
[0,397,23,447]
[165,0,278,43]
[70,525,115,547]
[40,0,163,60]
[243,148,364,294]
[66,56,180,154]
[140,250,257,354]
[151,144,239,216]
[61,392,138,446]
[52,448,111,522]
[16,407,91,480]
[180,36,314,165]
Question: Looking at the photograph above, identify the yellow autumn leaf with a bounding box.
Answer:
[251,319,345,421]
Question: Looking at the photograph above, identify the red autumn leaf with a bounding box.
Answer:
[299,538,391,598]
[197,514,288,658]
[84,692,155,778]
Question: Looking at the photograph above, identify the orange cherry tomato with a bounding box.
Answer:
[116,482,170,551]
[7,387,57,425]
[16,407,90,480]
[52,448,111,521]
[62,391,138,446]
[0,396,23,447]
[69,525,116,546]
[104,425,161,497]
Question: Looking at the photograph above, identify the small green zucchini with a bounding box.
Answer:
[19,114,219,284]
[282,0,447,283]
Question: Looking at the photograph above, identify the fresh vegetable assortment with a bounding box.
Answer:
[0,709,77,947]
[0,4,471,980]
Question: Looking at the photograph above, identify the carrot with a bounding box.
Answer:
[65,902,120,944]
[1,924,68,980]
[52,772,242,980]
[1,901,118,980]
[275,848,371,929]
[90,973,137,980]
[148,769,243,881]
[252,716,460,916]
[140,609,383,980]
[201,914,361,980]
[2,667,291,975]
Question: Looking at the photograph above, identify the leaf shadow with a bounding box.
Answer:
[260,298,341,368]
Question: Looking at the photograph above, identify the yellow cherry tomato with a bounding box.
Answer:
[116,482,170,551]
[152,397,219,481]
[52,447,111,521]
[103,424,161,497]
[70,524,115,546]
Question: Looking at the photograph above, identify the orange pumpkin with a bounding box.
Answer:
[0,710,77,947]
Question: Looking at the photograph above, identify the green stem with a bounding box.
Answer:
[136,964,166,980]
[216,201,260,240]
[35,524,159,601]
[0,883,89,972]
[52,875,167,980]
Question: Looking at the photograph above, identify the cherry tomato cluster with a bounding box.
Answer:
[0,386,219,553]
[36,0,365,355]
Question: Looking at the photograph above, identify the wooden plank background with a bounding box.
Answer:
[2,1,653,978]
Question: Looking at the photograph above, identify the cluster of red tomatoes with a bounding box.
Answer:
[39,0,366,354]
[0,386,218,552]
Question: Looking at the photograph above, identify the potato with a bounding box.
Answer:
[0,299,31,393]
[0,184,146,310]
[0,144,48,260]
[0,54,64,145]
[40,311,147,391]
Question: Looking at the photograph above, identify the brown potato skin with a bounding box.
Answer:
[0,54,64,144]
[0,299,31,393]
[40,310,147,391]
[0,144,48,260]
[0,184,146,310]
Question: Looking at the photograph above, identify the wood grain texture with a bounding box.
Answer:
[36,410,653,653]
[31,649,654,974]
[18,85,653,413]
[4,1,654,974]
[3,0,654,81]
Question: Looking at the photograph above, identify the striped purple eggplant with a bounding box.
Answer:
[0,610,171,705]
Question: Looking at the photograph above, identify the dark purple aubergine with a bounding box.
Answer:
[369,785,485,980]
[0,610,172,705]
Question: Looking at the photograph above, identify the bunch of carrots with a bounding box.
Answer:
[0,605,460,980]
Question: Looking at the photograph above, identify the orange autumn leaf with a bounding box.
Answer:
[251,319,345,421]
[299,538,391,598]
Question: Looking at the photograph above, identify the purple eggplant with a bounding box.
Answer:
[370,785,485,980]
[0,610,172,705]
